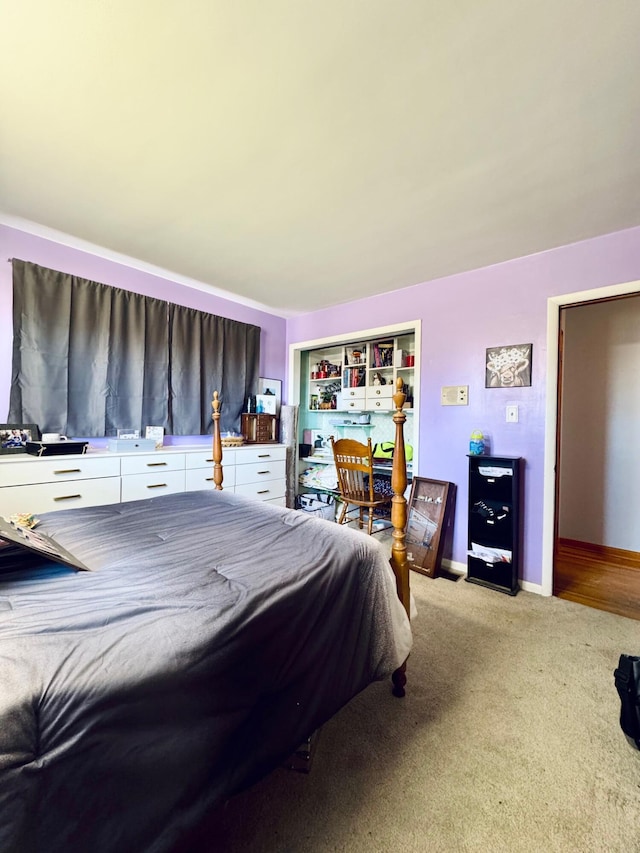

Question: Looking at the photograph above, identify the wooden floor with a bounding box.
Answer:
[554,538,640,621]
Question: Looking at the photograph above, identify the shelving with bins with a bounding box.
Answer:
[394,333,416,400]
[304,331,415,413]
[308,346,343,410]
[297,324,418,507]
[340,342,368,410]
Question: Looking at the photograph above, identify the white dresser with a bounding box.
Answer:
[0,444,287,517]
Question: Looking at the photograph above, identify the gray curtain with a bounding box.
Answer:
[9,260,260,436]
[169,305,260,434]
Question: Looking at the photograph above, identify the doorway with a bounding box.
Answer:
[543,284,640,618]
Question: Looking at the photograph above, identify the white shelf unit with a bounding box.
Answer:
[291,322,420,505]
[307,333,415,413]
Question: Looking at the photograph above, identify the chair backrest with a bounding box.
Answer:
[330,436,376,502]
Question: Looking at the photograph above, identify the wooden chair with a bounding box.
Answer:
[330,435,392,535]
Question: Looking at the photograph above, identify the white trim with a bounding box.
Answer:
[442,559,541,594]
[0,213,289,318]
[542,279,640,596]
[441,558,466,575]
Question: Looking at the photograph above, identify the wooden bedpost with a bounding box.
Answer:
[211,391,223,490]
[390,377,409,698]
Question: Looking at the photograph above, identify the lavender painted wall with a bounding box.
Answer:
[3,221,640,588]
[0,225,287,439]
[287,226,640,588]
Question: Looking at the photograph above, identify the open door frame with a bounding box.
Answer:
[541,279,640,596]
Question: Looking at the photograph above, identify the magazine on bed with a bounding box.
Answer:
[0,516,91,572]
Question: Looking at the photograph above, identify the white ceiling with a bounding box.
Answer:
[1,2,639,317]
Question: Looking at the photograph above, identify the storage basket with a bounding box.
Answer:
[297,492,335,521]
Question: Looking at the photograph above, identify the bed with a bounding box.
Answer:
[0,384,412,853]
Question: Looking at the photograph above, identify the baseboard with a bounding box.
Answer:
[441,558,543,596]
[557,538,640,569]
[441,558,466,576]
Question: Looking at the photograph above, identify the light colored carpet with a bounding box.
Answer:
[196,571,640,852]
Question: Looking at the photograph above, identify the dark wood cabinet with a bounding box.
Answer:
[466,455,522,595]
[241,413,278,443]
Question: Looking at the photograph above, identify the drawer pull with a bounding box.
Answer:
[257,470,270,475]
[147,462,168,467]
[54,468,81,475]
[147,483,167,489]
[257,454,271,458]
[54,494,82,501]
[206,458,214,463]
[257,489,270,495]
[375,402,382,407]
[205,476,214,482]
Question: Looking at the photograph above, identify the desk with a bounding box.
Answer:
[298,455,412,497]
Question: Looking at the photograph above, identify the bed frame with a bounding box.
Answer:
[210,380,410,696]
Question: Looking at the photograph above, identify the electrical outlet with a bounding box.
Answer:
[506,404,519,423]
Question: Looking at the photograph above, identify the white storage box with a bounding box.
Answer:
[107,438,158,453]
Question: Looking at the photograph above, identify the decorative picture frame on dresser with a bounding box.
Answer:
[258,378,282,414]
[145,426,165,449]
[405,477,456,578]
[0,423,41,454]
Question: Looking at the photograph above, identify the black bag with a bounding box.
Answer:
[613,654,640,751]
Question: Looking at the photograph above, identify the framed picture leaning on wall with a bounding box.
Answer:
[405,477,456,578]
[258,378,282,415]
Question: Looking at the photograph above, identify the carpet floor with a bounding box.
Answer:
[190,571,640,852]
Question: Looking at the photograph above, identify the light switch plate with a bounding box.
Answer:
[506,404,519,423]
[441,385,468,406]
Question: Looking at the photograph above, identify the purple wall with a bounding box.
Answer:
[0,224,287,438]
[287,226,640,588]
[3,221,640,588]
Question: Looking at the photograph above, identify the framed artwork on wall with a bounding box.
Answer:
[405,477,456,578]
[485,343,532,388]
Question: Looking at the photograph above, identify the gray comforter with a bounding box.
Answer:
[0,490,411,852]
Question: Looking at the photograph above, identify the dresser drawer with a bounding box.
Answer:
[184,448,237,469]
[265,496,286,508]
[367,384,393,399]
[0,477,122,516]
[234,480,286,502]
[120,470,185,502]
[342,387,366,400]
[185,466,236,492]
[235,446,286,466]
[235,459,286,487]
[365,394,393,411]
[344,398,366,411]
[0,455,120,487]
[120,453,185,476]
